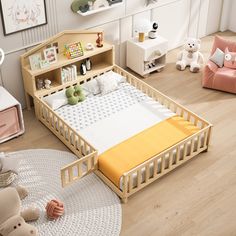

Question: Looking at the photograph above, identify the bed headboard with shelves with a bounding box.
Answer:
[21,30,115,109]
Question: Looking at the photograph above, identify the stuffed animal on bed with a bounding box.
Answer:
[176,38,204,73]
[0,186,40,236]
[66,85,85,105]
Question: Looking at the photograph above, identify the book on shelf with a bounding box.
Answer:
[61,65,77,84]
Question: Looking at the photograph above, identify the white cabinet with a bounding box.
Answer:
[0,86,24,143]
[126,36,168,77]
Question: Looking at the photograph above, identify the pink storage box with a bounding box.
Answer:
[0,107,20,140]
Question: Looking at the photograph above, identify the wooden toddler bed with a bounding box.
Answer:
[21,30,212,203]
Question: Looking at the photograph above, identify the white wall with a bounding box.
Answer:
[0,0,223,108]
[228,1,236,32]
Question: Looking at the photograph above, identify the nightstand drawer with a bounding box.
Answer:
[0,107,20,140]
[144,41,168,61]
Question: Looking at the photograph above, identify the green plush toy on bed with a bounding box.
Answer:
[66,85,85,105]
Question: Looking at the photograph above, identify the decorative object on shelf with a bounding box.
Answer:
[64,42,84,59]
[148,22,158,39]
[79,3,89,13]
[0,0,47,36]
[45,199,64,220]
[85,43,95,51]
[61,65,77,84]
[80,63,87,75]
[44,47,57,64]
[96,32,103,47]
[176,38,204,73]
[93,0,109,10]
[88,1,94,10]
[44,79,52,89]
[36,79,44,90]
[46,42,59,54]
[39,59,50,69]
[134,18,151,42]
[146,0,158,6]
[85,58,92,71]
[107,0,122,5]
[0,48,5,65]
[66,85,85,105]
[29,53,42,70]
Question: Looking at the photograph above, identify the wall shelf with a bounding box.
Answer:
[77,2,123,16]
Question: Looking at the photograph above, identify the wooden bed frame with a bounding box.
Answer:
[21,31,212,203]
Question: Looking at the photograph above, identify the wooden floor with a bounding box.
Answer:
[1,31,236,236]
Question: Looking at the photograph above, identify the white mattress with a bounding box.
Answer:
[56,83,175,154]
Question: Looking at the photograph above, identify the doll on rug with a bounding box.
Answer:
[0,186,40,236]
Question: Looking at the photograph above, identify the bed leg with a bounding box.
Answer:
[121,197,128,204]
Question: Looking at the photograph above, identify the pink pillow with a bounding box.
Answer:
[224,48,236,69]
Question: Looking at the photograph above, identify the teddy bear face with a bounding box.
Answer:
[184,38,200,52]
[0,216,38,236]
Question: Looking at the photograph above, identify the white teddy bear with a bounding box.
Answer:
[176,38,204,73]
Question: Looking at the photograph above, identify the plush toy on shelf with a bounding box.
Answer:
[85,58,92,71]
[44,79,52,89]
[176,38,204,73]
[66,85,85,105]
[0,186,40,236]
[80,63,87,75]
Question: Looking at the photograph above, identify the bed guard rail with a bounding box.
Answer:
[34,95,98,188]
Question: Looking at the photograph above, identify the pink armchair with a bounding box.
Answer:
[202,36,236,94]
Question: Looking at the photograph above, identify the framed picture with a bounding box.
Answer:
[39,59,50,69]
[29,53,42,70]
[44,47,57,64]
[0,0,47,36]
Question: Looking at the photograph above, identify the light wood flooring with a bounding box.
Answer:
[1,31,236,236]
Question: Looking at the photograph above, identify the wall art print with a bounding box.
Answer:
[0,0,47,36]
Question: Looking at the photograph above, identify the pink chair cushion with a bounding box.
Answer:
[224,48,236,69]
[211,36,236,56]
[202,36,236,94]
[213,67,236,93]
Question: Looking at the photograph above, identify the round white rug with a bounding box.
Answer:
[4,149,122,236]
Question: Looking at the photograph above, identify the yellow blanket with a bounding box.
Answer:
[98,116,199,187]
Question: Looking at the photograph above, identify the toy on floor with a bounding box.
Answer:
[176,38,204,73]
[66,85,85,105]
[0,186,40,236]
[96,32,103,48]
[0,153,19,187]
[45,199,64,220]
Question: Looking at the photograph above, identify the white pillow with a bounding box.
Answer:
[43,90,68,110]
[105,71,126,84]
[96,74,119,95]
[210,48,225,67]
[81,79,100,95]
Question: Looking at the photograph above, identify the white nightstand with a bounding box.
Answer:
[0,86,25,143]
[127,36,168,77]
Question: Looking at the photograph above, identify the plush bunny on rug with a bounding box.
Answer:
[176,38,204,73]
[0,186,39,236]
